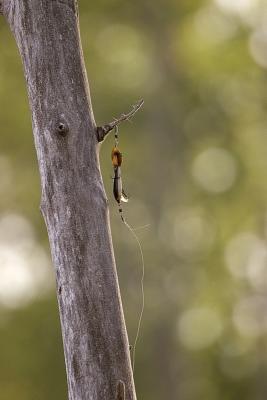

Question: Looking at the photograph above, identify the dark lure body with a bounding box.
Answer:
[113,166,128,204]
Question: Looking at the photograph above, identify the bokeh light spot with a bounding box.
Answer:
[194,6,237,44]
[192,147,238,193]
[178,307,223,350]
[233,296,267,337]
[249,28,267,68]
[224,232,266,280]
[95,24,153,90]
[0,214,53,309]
[173,207,215,256]
[214,0,259,15]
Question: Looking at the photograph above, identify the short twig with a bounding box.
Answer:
[116,380,125,400]
[96,99,144,142]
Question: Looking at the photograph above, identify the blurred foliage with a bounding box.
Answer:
[1,0,267,399]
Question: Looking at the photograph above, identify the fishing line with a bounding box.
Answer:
[120,213,145,372]
[132,223,150,232]
[111,125,147,373]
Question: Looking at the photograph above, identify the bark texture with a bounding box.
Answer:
[1,1,136,399]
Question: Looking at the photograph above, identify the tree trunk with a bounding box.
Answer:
[1,1,136,399]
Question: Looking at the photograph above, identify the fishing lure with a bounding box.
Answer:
[111,128,129,219]
[111,125,145,373]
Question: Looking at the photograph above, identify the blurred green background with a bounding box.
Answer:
[1,0,267,399]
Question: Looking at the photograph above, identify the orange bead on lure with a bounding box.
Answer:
[111,146,123,167]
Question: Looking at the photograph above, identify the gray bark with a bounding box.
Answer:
[1,1,136,399]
